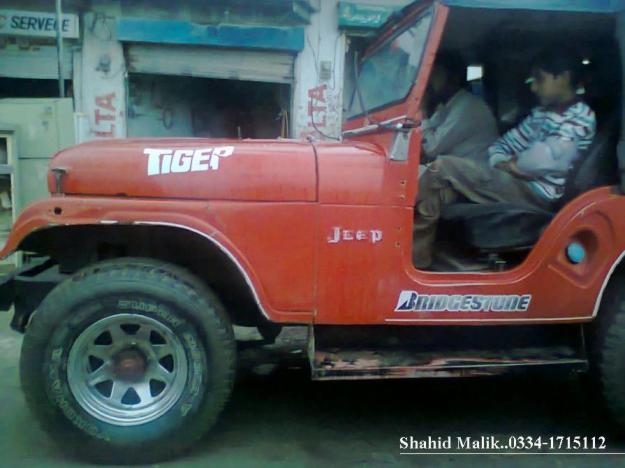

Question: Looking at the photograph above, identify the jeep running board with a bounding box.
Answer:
[308,325,588,381]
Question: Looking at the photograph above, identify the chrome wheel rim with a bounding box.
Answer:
[67,314,188,426]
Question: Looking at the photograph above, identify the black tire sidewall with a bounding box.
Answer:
[20,261,235,462]
[51,293,207,444]
[591,279,625,429]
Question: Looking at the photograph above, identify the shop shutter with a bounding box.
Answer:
[125,44,295,84]
[0,45,72,80]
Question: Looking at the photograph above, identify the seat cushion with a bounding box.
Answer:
[440,202,554,250]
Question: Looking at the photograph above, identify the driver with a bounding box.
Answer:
[420,52,498,163]
[413,47,596,269]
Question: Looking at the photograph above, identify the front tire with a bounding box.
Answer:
[20,258,236,464]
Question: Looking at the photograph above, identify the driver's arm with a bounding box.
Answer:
[421,101,473,158]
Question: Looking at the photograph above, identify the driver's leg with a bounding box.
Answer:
[413,162,461,268]
[413,156,549,268]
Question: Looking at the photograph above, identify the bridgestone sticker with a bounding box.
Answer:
[395,290,532,313]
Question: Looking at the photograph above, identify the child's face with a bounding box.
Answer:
[530,68,573,106]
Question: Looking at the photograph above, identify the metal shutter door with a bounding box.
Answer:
[0,46,72,79]
[125,44,294,84]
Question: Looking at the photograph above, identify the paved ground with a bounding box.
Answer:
[1,311,624,467]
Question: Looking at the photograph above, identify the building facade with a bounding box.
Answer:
[1,0,411,143]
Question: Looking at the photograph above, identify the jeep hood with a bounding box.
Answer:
[48,138,317,202]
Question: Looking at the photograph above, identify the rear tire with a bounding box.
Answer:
[591,276,625,428]
[20,258,236,464]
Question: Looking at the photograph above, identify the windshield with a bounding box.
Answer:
[347,8,433,119]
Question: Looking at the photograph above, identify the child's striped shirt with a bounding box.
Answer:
[488,100,596,200]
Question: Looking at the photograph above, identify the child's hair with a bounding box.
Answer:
[532,46,582,87]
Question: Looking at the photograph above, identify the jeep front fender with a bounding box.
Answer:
[0,196,316,323]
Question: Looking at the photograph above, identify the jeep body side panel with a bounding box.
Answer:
[313,185,625,325]
[0,197,316,323]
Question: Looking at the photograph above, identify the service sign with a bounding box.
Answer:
[0,9,79,39]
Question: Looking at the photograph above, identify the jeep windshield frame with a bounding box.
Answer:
[346,6,434,121]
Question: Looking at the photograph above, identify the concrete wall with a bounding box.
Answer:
[293,0,346,140]
[74,7,127,142]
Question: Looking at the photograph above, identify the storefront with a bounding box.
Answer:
[118,19,302,139]
[1,1,419,156]
[0,9,78,96]
[0,9,78,265]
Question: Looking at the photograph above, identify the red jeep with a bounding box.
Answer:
[2,0,625,463]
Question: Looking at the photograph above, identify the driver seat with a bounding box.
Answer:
[440,121,619,252]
